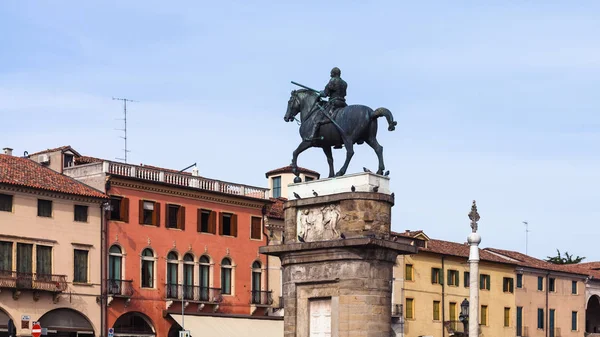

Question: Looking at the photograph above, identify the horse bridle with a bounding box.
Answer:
[290,90,321,125]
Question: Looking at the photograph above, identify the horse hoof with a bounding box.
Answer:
[335,172,344,177]
[294,176,302,183]
[377,170,384,175]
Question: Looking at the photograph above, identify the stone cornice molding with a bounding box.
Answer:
[0,185,106,204]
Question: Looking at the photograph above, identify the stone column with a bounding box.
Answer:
[260,173,420,337]
[467,201,481,337]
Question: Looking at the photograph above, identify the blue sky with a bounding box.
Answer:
[1,1,599,261]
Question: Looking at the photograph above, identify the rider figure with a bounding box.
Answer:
[307,67,348,142]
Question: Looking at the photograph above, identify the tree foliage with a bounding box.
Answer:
[546,249,585,265]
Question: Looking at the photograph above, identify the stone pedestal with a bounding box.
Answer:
[260,173,418,337]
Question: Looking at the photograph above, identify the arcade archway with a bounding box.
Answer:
[39,308,95,337]
[587,295,600,333]
[113,312,155,337]
[0,307,13,337]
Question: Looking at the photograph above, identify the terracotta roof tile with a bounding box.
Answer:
[421,239,517,265]
[484,248,590,276]
[0,154,107,199]
[74,156,103,165]
[267,197,286,219]
[29,145,79,157]
[265,166,320,179]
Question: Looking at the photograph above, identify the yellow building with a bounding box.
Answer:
[393,231,518,337]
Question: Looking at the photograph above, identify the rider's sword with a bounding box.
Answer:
[290,81,347,138]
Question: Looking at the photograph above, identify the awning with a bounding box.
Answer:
[170,315,283,337]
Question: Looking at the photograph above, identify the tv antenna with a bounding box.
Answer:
[523,221,530,255]
[113,97,138,163]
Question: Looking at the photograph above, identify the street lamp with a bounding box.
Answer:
[459,298,469,335]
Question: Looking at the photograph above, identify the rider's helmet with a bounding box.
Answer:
[330,67,341,77]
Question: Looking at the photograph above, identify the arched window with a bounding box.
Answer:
[108,245,123,294]
[141,248,154,288]
[166,251,179,299]
[221,258,232,295]
[251,261,262,304]
[183,253,194,300]
[199,255,211,301]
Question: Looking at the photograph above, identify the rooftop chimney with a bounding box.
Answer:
[192,166,199,177]
[3,148,13,156]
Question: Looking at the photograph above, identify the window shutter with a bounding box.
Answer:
[121,198,130,223]
[154,203,161,227]
[456,272,460,286]
[179,206,186,230]
[447,271,451,285]
[218,212,224,235]
[165,205,171,227]
[209,211,216,234]
[486,276,491,290]
[480,274,484,289]
[138,200,144,224]
[231,213,238,237]
[431,268,436,284]
[197,209,202,232]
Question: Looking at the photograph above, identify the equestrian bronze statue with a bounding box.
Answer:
[284,67,397,183]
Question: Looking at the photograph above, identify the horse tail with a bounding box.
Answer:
[371,108,397,131]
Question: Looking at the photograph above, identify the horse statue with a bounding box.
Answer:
[284,89,397,182]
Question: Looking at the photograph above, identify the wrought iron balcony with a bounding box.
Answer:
[250,290,273,306]
[391,304,403,317]
[0,271,67,292]
[165,284,223,303]
[108,279,134,297]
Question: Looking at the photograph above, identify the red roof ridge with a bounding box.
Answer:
[29,145,79,157]
[0,154,107,199]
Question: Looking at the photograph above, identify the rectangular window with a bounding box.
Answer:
[537,308,544,329]
[572,280,578,294]
[0,241,13,272]
[431,268,442,284]
[464,271,470,287]
[219,212,238,237]
[449,302,457,321]
[0,194,13,212]
[36,245,52,276]
[406,298,414,319]
[517,274,523,288]
[572,311,578,331]
[251,216,262,240]
[16,243,32,288]
[37,199,52,217]
[549,277,556,292]
[139,200,159,226]
[447,270,459,286]
[272,177,281,198]
[405,264,414,281]
[517,307,523,336]
[109,196,129,222]
[198,209,216,234]
[503,277,514,293]
[166,204,185,230]
[538,276,544,291]
[433,301,440,320]
[504,307,510,327]
[73,249,89,283]
[481,305,488,326]
[74,205,88,222]
[480,274,491,290]
[63,154,74,168]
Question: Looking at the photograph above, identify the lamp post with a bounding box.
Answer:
[459,298,469,335]
[468,200,481,337]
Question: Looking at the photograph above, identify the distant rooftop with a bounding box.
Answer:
[265,165,320,179]
[0,154,106,199]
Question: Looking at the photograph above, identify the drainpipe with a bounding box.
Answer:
[101,201,108,337]
[261,208,270,312]
[546,271,550,337]
[442,255,445,337]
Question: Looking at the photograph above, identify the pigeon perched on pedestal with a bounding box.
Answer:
[293,192,301,199]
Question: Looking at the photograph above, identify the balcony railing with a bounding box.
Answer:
[65,161,269,199]
[250,290,273,306]
[166,284,223,303]
[108,279,134,297]
[0,271,67,292]
[391,304,403,317]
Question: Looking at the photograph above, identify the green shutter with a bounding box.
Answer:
[447,271,451,285]
[431,268,436,283]
[480,274,484,289]
[486,275,490,290]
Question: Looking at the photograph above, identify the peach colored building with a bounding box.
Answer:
[0,149,107,337]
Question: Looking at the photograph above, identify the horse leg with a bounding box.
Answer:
[366,137,385,175]
[322,146,335,178]
[290,141,313,182]
[335,138,354,177]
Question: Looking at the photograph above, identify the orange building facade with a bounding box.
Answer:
[31,147,274,337]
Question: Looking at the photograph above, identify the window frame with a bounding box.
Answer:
[572,311,578,331]
[250,216,262,240]
[166,204,185,230]
[272,176,282,198]
[433,300,441,321]
[480,274,491,290]
[405,298,414,319]
[0,241,13,272]
[572,280,578,295]
[74,205,89,222]
[73,249,89,283]
[221,258,234,295]
[198,209,216,234]
[538,276,544,291]
[447,270,459,286]
[549,277,556,292]
[516,273,523,288]
[503,277,514,293]
[37,199,53,218]
[139,200,160,226]
[464,271,470,288]
[405,264,414,282]
[481,305,488,326]
[431,267,442,285]
[109,196,129,222]
[219,212,238,237]
[537,308,544,329]
[141,248,155,288]
[0,193,13,212]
